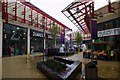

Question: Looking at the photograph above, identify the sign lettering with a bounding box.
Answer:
[97,28,120,37]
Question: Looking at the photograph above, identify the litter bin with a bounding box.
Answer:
[85,62,98,80]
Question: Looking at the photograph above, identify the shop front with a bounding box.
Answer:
[46,33,53,48]
[30,29,44,53]
[3,23,27,57]
[97,27,120,50]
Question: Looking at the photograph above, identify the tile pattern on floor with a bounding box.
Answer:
[2,53,120,80]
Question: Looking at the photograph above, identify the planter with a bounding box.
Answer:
[37,57,82,80]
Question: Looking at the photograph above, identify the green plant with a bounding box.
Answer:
[51,23,60,48]
[75,32,82,46]
[42,60,67,73]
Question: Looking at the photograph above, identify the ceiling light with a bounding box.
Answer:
[17,27,20,29]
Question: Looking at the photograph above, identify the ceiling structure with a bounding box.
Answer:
[2,0,72,34]
[62,0,96,34]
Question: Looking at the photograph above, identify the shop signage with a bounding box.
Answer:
[47,34,52,39]
[46,33,52,39]
[11,38,19,40]
[33,32,43,38]
[97,28,120,37]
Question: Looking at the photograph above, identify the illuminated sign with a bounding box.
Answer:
[33,32,43,37]
[97,28,120,37]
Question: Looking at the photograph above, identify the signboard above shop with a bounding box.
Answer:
[30,29,43,38]
[97,28,120,37]
[33,32,43,37]
[30,29,53,39]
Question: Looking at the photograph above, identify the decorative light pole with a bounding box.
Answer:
[42,16,45,61]
[89,4,94,62]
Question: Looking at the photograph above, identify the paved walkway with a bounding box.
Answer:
[2,53,120,79]
[0,57,2,80]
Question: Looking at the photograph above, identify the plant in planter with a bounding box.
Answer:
[42,60,67,73]
[75,32,82,53]
[51,23,60,48]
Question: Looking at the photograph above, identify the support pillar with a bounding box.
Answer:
[0,1,3,79]
[44,31,46,51]
[27,28,30,60]
[0,10,3,58]
[43,31,46,61]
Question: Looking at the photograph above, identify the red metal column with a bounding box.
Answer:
[22,5,26,23]
[92,2,95,18]
[29,10,32,25]
[13,2,17,20]
[15,2,17,20]
[49,21,51,30]
[2,2,5,19]
[5,2,8,23]
[36,12,38,27]
[45,18,47,30]
[23,6,26,23]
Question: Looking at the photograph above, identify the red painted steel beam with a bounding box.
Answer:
[17,1,72,31]
[29,10,32,25]
[78,18,84,22]
[4,2,8,23]
[71,5,90,17]
[2,2,5,19]
[45,18,47,30]
[68,2,87,10]
[23,6,26,23]
[67,10,87,33]
[36,12,38,27]
[15,2,17,20]
[76,13,84,19]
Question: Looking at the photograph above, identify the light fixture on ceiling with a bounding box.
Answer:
[17,27,20,30]
[76,7,81,13]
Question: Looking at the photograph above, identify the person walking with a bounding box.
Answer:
[31,46,34,60]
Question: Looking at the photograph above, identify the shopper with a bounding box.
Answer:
[31,46,34,60]
[10,45,14,56]
[81,63,85,79]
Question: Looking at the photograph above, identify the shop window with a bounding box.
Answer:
[3,23,27,57]
[115,18,120,28]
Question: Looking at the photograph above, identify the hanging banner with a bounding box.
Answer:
[91,19,97,39]
[60,33,65,44]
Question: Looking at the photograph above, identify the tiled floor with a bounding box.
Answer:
[2,55,47,79]
[0,57,2,79]
[2,53,120,80]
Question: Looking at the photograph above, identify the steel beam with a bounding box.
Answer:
[67,10,87,34]
[17,1,72,31]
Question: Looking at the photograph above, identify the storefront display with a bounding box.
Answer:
[30,29,44,53]
[46,33,53,48]
[3,23,27,57]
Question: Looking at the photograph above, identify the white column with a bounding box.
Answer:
[42,16,46,61]
[27,28,30,60]
[0,2,2,79]
[44,31,46,50]
[0,12,3,57]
